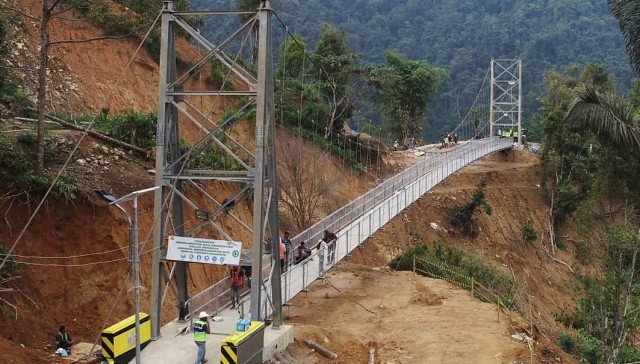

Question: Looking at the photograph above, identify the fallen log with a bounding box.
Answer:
[305,340,338,359]
[44,113,149,155]
[21,110,150,156]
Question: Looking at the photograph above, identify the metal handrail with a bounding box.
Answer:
[187,137,513,321]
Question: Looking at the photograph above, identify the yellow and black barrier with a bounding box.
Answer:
[220,321,265,364]
[101,313,151,364]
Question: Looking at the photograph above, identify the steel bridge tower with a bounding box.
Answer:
[150,0,282,338]
[489,59,523,144]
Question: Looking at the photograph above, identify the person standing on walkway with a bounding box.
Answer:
[193,311,210,364]
[318,238,328,274]
[229,265,245,308]
[279,239,286,272]
[323,230,338,264]
[281,231,293,270]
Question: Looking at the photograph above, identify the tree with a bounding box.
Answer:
[5,0,162,175]
[608,0,640,74]
[564,87,640,154]
[538,66,611,253]
[365,50,447,141]
[313,24,356,139]
[277,135,335,231]
[570,226,640,364]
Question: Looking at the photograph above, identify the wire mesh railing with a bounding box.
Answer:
[412,254,512,322]
[232,137,514,320]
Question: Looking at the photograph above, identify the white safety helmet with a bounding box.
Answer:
[199,311,208,319]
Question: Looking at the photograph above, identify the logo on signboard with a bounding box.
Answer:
[232,250,240,257]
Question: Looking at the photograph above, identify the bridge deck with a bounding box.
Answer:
[142,138,512,363]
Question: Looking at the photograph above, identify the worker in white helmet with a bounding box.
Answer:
[193,311,210,364]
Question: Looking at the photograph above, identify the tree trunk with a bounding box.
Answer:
[35,2,52,175]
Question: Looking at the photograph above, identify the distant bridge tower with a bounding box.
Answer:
[489,59,523,144]
[150,0,282,338]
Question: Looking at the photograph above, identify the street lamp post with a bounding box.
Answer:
[94,186,159,364]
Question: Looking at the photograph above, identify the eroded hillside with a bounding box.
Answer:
[0,1,587,364]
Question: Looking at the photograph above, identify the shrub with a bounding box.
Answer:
[451,182,492,235]
[577,332,601,364]
[389,238,520,309]
[0,136,79,200]
[521,221,538,243]
[557,332,576,354]
[94,111,157,149]
[575,239,592,264]
[388,243,429,270]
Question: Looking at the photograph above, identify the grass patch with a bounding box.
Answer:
[0,134,79,200]
[389,239,521,310]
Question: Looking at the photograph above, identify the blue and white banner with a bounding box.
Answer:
[167,236,242,265]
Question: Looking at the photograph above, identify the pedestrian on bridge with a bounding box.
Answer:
[229,265,245,308]
[281,231,293,270]
[193,311,210,364]
[279,239,286,272]
[317,238,328,274]
[294,241,311,265]
[324,230,338,264]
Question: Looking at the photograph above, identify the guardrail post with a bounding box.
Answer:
[301,261,308,293]
[214,283,219,315]
[283,271,290,305]
[470,277,474,299]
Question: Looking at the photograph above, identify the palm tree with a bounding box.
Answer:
[609,0,640,73]
[565,87,640,153]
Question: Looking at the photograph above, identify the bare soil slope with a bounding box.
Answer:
[268,149,578,364]
[0,2,583,363]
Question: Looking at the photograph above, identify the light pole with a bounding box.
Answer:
[94,186,159,364]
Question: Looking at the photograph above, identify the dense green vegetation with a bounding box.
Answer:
[191,0,633,141]
[536,24,640,360]
[0,133,79,200]
[0,14,31,115]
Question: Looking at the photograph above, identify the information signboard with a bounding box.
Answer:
[166,236,242,265]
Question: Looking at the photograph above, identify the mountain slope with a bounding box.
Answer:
[192,0,633,141]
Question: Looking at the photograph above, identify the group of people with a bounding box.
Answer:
[440,131,458,148]
[192,229,338,364]
[392,137,418,151]
[279,230,338,272]
[497,128,525,143]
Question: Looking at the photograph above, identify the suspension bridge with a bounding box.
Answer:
[133,1,522,363]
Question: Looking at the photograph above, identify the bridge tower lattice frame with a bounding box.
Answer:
[150,0,282,339]
[489,59,523,144]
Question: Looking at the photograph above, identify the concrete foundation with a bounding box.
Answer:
[126,307,293,364]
